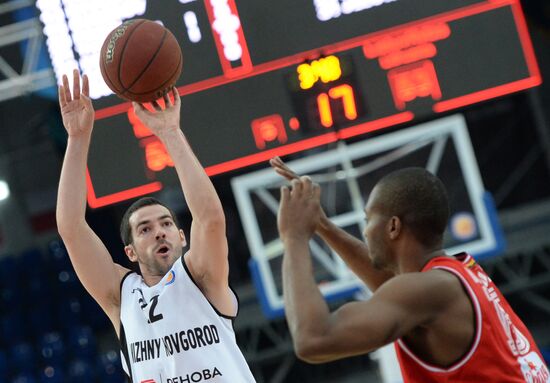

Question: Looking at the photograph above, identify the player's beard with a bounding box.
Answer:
[139,246,182,277]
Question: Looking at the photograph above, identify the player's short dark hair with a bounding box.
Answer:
[120,197,180,246]
[375,167,450,247]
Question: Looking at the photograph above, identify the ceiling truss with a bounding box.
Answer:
[0,0,55,103]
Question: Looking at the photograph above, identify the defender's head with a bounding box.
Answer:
[363,168,450,270]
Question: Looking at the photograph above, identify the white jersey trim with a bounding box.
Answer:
[118,270,135,382]
[396,265,483,373]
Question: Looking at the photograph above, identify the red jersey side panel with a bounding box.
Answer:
[395,253,549,383]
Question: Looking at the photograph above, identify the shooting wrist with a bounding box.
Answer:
[156,126,183,143]
[67,130,92,143]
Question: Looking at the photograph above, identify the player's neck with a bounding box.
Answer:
[142,274,163,287]
[139,267,166,287]
[396,244,446,274]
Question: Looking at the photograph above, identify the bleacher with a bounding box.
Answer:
[0,240,123,383]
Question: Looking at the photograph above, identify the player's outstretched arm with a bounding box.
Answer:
[287,271,454,363]
[133,89,233,315]
[271,156,393,291]
[56,70,127,330]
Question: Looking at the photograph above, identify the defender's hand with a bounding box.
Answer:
[271,156,330,229]
[270,156,300,182]
[278,176,322,242]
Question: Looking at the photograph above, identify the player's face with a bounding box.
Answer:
[363,186,393,270]
[127,204,186,277]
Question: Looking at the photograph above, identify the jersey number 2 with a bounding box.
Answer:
[148,295,164,323]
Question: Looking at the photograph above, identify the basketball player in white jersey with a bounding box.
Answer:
[56,70,256,382]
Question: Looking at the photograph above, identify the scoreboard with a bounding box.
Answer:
[36,0,541,208]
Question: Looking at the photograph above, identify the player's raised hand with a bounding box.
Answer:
[271,156,331,230]
[270,156,300,181]
[133,87,181,140]
[278,176,322,242]
[58,69,94,137]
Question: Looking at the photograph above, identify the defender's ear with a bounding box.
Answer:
[388,216,402,240]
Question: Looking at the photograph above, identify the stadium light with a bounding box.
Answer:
[0,180,10,201]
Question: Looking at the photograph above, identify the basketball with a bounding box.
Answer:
[99,19,183,103]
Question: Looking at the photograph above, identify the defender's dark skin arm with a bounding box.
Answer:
[278,177,472,365]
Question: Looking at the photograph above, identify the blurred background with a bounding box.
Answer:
[0,0,549,382]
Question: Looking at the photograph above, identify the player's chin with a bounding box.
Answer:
[157,250,179,266]
[154,259,173,274]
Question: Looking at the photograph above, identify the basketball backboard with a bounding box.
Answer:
[231,114,505,318]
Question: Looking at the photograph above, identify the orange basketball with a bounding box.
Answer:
[99,19,183,102]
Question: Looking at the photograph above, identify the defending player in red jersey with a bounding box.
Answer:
[397,253,548,382]
[271,156,549,382]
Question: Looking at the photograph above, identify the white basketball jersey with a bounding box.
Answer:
[119,255,256,383]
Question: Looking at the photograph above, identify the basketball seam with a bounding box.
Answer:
[123,50,182,96]
[117,19,148,92]
[100,56,122,95]
[124,29,168,92]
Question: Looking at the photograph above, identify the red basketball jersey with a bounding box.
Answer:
[395,253,549,383]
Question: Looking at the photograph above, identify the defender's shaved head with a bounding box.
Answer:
[373,167,450,247]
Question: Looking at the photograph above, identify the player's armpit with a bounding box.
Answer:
[293,272,454,363]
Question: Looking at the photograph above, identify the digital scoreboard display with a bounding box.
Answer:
[36,0,541,208]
